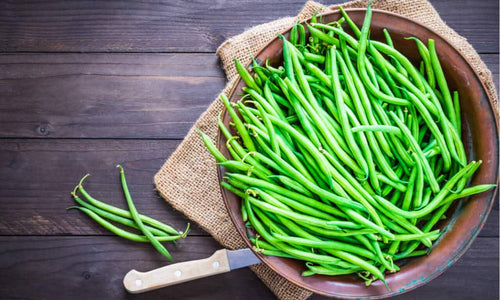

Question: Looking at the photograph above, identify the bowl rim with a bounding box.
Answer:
[217,7,499,298]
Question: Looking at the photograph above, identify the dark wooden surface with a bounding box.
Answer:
[0,1,497,299]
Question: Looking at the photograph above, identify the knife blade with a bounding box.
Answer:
[123,248,261,294]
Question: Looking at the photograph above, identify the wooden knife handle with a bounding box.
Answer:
[123,249,231,293]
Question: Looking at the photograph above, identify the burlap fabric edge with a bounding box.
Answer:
[154,1,498,300]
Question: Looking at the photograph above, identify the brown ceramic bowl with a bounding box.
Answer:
[217,8,499,299]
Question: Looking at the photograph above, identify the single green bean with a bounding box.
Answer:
[118,165,174,261]
[68,207,184,243]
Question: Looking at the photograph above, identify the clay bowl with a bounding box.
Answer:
[217,8,499,299]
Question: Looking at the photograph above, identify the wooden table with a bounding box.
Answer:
[0,1,498,299]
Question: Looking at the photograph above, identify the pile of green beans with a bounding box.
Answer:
[69,166,189,262]
[200,5,495,287]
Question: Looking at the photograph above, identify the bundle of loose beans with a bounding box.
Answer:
[200,5,495,286]
[69,166,190,261]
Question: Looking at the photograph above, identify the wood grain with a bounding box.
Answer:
[0,139,497,237]
[0,1,497,299]
[0,53,496,139]
[0,236,275,300]
[0,0,497,53]
[0,236,496,299]
[0,53,225,139]
[0,139,210,235]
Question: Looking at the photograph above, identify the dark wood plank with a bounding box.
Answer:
[0,138,212,236]
[0,53,497,139]
[0,236,275,300]
[0,139,497,237]
[432,0,499,53]
[0,53,225,139]
[0,236,496,299]
[0,0,497,53]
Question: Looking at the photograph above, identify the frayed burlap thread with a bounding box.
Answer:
[154,1,498,299]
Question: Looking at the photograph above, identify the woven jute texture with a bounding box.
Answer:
[154,1,498,299]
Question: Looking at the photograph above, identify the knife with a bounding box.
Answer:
[123,248,262,293]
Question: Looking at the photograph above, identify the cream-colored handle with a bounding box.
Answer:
[123,249,231,293]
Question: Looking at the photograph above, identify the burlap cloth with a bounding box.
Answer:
[154,1,498,299]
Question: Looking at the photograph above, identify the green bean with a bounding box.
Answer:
[305,63,331,86]
[220,181,245,198]
[345,209,394,240]
[330,47,369,179]
[247,195,354,230]
[303,52,325,64]
[217,116,274,178]
[264,81,287,121]
[396,250,428,259]
[271,233,379,262]
[444,117,467,166]
[253,73,262,87]
[290,21,298,45]
[244,87,281,116]
[453,91,461,138]
[217,160,267,180]
[389,74,452,172]
[221,93,256,152]
[262,202,390,274]
[77,175,181,236]
[311,22,408,106]
[408,106,419,141]
[249,235,279,251]
[246,199,357,268]
[384,29,407,77]
[377,174,407,193]
[438,184,497,208]
[419,188,433,208]
[198,129,227,162]
[376,161,480,219]
[234,58,262,94]
[268,175,314,197]
[68,207,184,243]
[402,166,418,211]
[237,101,265,131]
[428,39,457,129]
[302,263,362,276]
[256,102,279,155]
[249,124,316,183]
[71,191,182,238]
[295,142,333,190]
[279,34,296,83]
[390,111,439,193]
[252,59,269,83]
[287,45,366,176]
[370,97,415,167]
[351,125,401,136]
[406,37,434,88]
[256,248,296,259]
[392,230,440,241]
[389,190,402,205]
[412,153,425,209]
[253,151,288,174]
[371,42,425,93]
[277,78,322,147]
[339,40,395,161]
[339,6,360,37]
[227,173,351,217]
[117,165,174,261]
[252,113,380,211]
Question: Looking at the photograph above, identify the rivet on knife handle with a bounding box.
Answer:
[123,249,231,293]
